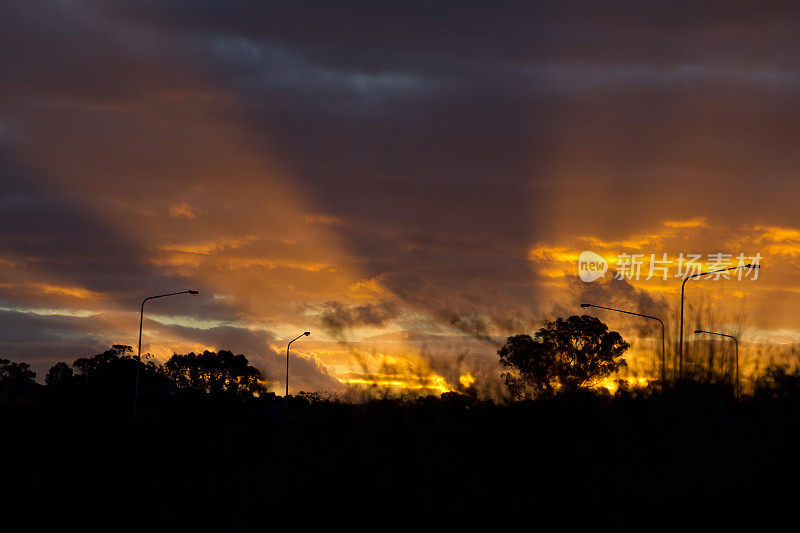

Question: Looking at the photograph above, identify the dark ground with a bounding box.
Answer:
[2,385,799,530]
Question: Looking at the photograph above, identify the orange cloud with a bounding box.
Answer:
[168,202,205,219]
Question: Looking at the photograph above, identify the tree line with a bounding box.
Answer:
[0,345,268,401]
[2,313,799,402]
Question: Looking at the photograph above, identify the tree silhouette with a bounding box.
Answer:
[0,358,35,383]
[71,345,171,396]
[499,315,629,398]
[163,350,266,397]
[498,335,556,399]
[73,345,134,384]
[45,361,73,387]
[0,357,37,399]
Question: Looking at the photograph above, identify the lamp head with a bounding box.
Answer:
[304,331,311,336]
[188,290,199,295]
[694,330,704,334]
[579,304,591,308]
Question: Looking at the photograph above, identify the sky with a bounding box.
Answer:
[3,0,800,396]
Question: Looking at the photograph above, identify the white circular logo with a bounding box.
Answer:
[578,251,608,282]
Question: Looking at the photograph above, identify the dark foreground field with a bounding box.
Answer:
[2,385,799,530]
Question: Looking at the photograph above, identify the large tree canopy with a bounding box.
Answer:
[163,350,266,398]
[499,315,629,399]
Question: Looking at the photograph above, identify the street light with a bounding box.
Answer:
[134,290,199,418]
[694,329,739,397]
[679,264,758,379]
[286,331,310,398]
[580,303,667,384]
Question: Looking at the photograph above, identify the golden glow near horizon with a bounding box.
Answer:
[2,214,799,397]
[598,376,651,394]
[459,373,476,388]
[521,218,800,390]
[339,374,452,395]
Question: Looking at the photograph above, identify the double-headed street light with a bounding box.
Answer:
[580,303,667,384]
[286,331,310,399]
[134,290,198,418]
[694,329,739,397]
[679,264,758,378]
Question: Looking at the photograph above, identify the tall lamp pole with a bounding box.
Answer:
[694,329,739,397]
[134,290,198,418]
[580,303,667,384]
[679,264,757,379]
[286,332,310,399]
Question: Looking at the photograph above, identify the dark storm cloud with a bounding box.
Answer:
[305,300,399,330]
[104,1,800,67]
[104,0,800,265]
[0,155,242,323]
[0,309,124,378]
[0,165,143,281]
[1,1,192,104]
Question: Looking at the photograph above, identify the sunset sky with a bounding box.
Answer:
[3,1,800,396]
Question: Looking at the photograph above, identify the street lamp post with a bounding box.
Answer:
[285,332,310,399]
[134,290,198,418]
[580,303,667,384]
[679,264,757,379]
[694,329,739,397]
